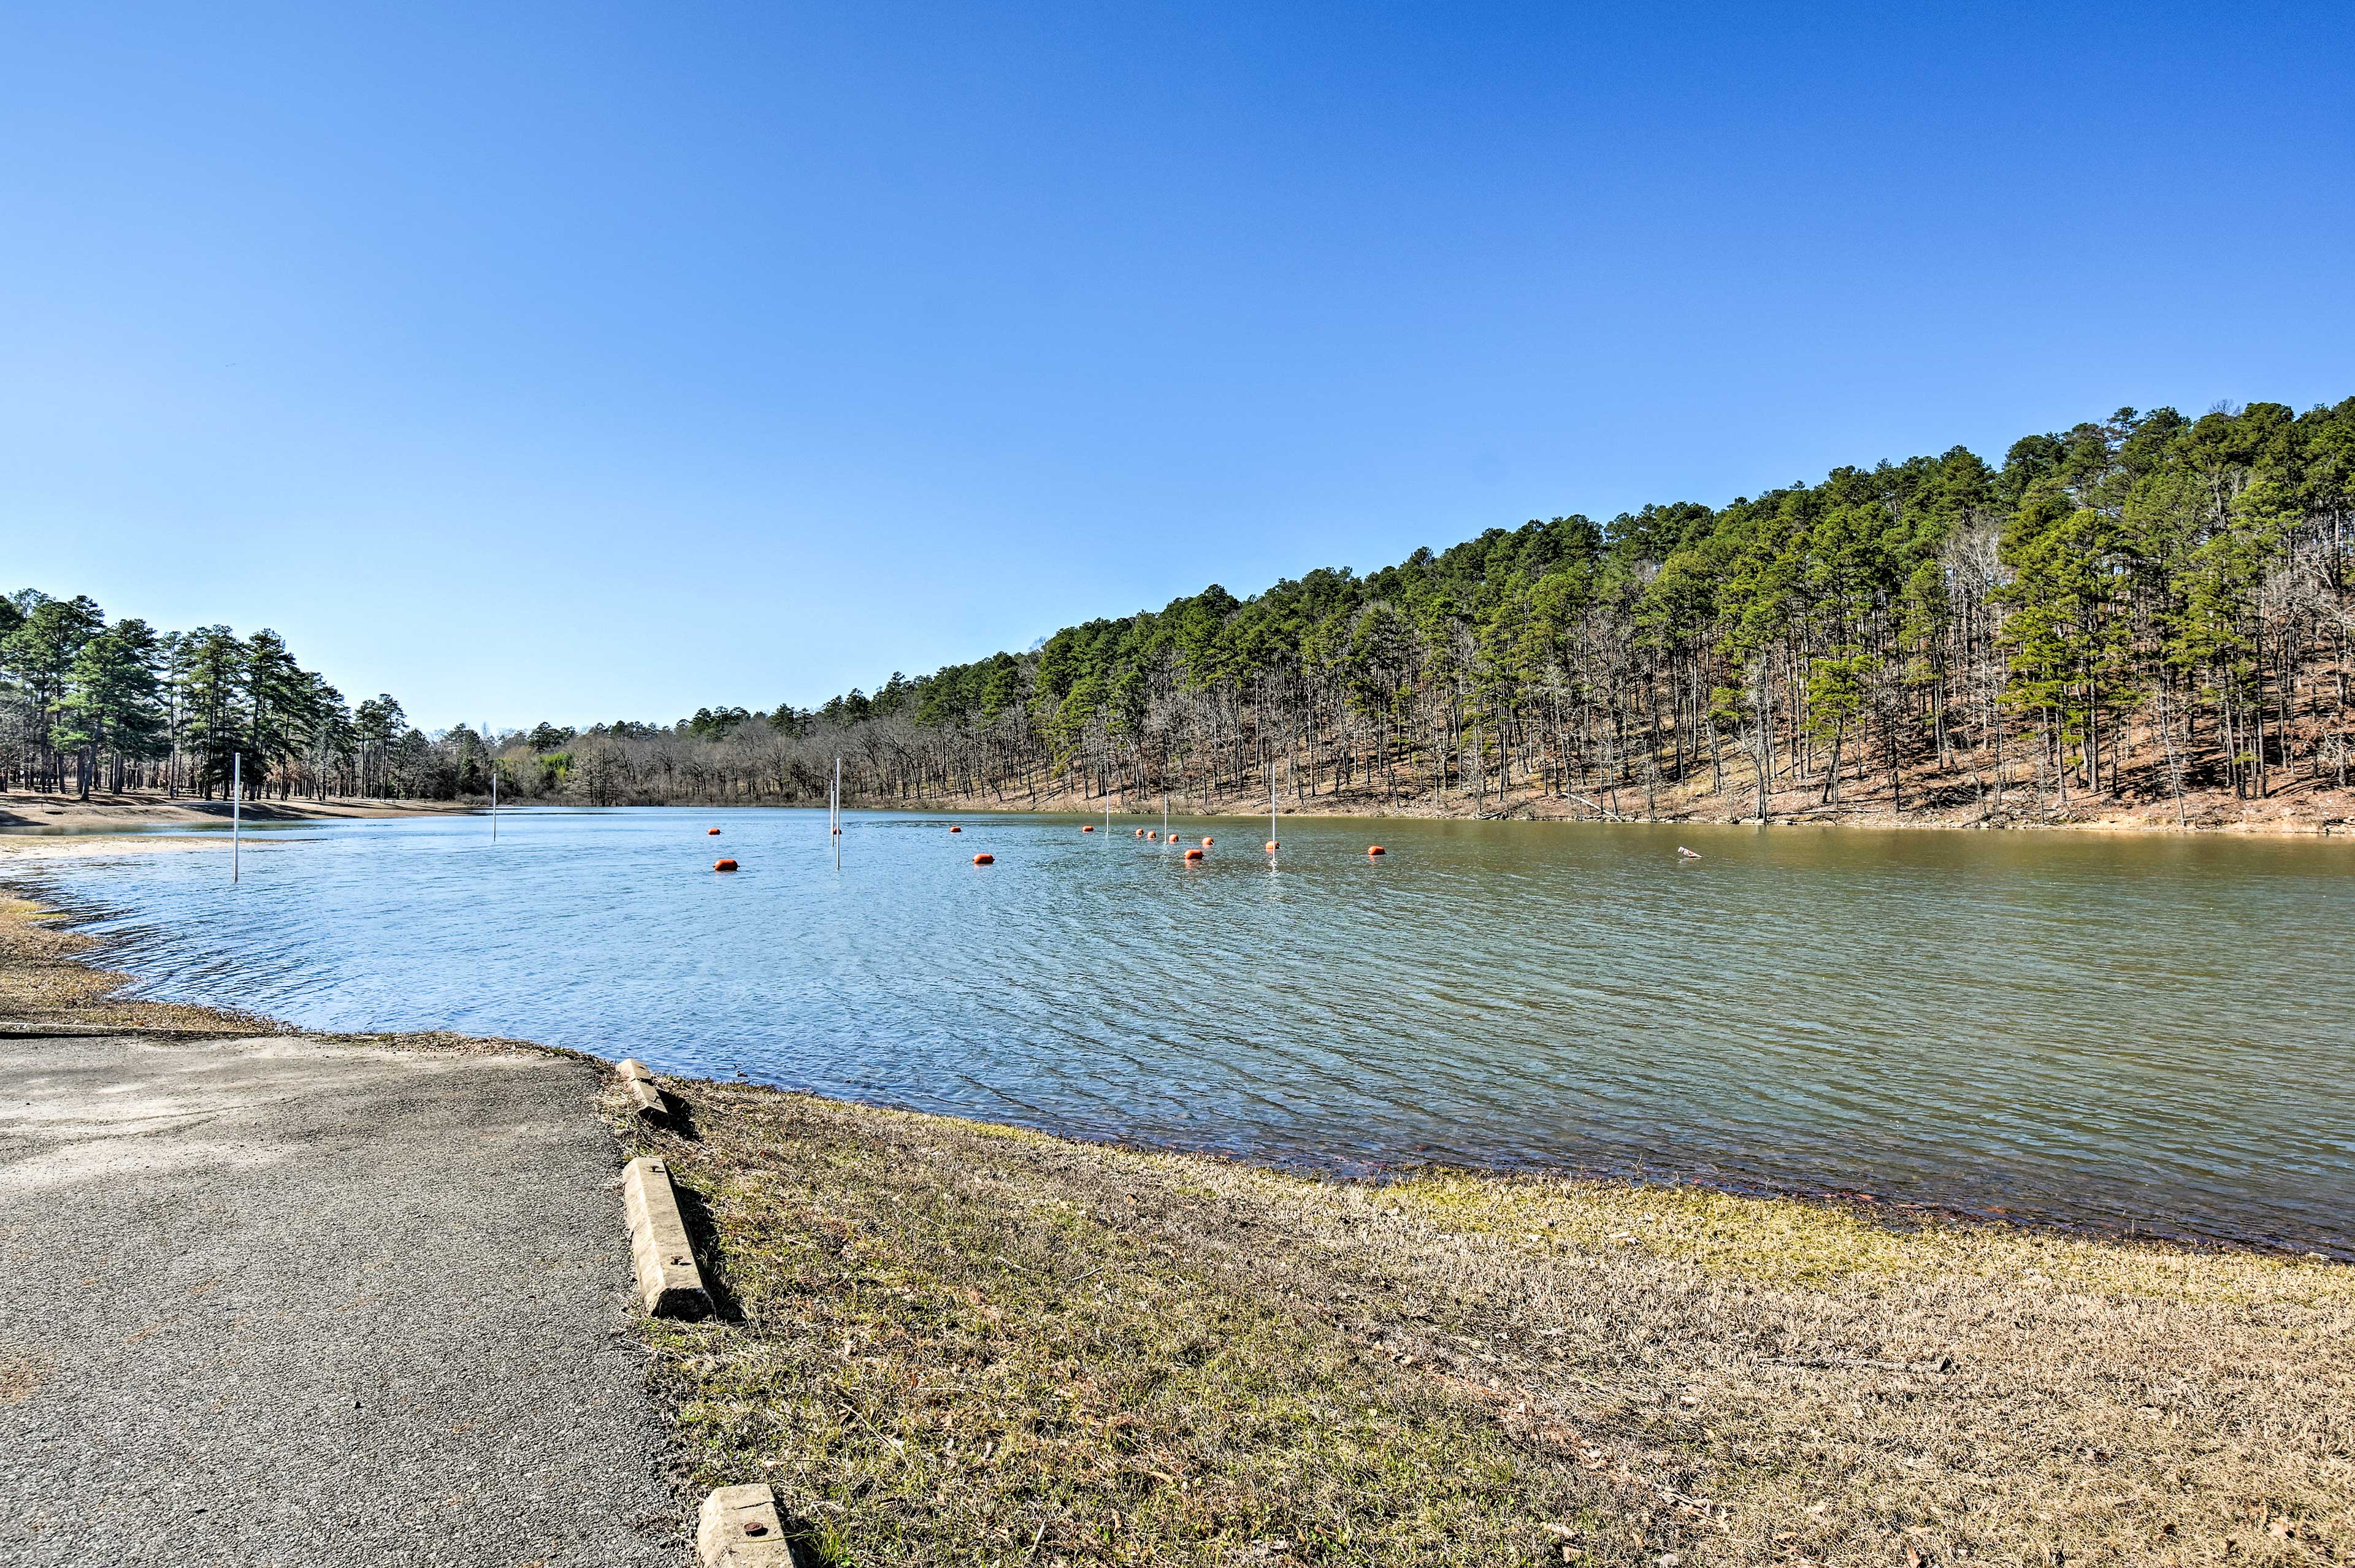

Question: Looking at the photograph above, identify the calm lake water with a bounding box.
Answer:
[14,808,2354,1255]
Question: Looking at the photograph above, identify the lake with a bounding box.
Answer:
[13,808,2353,1256]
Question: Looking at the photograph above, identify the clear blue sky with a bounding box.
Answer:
[6,3,2350,731]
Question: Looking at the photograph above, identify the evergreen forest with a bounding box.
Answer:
[0,602,450,801]
[11,398,2353,822]
[547,399,2355,822]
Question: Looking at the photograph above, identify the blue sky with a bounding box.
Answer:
[5,2,2350,730]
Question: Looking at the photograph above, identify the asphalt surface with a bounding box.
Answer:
[0,1031,684,1566]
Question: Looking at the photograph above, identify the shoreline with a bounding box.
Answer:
[12,781,2353,841]
[2,832,2343,1264]
[827,797,2355,841]
[815,762,2355,838]
[621,1075,2353,1566]
[0,789,481,836]
[5,863,2348,1562]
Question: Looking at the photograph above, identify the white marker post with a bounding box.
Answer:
[488,726,499,843]
[1269,759,1277,852]
[231,752,242,883]
[833,755,843,868]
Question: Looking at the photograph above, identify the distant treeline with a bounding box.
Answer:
[0,597,553,802]
[0,599,447,800]
[16,398,2352,817]
[530,399,2355,818]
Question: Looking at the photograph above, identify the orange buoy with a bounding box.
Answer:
[707,827,721,835]
[1201,836,1214,847]
[950,825,962,832]
[1147,831,1158,840]
[1184,847,1204,860]
[1265,841,1279,853]
[1133,828,1144,836]
[973,852,994,865]
[1367,845,1385,857]
[714,859,738,871]
[1082,824,1095,832]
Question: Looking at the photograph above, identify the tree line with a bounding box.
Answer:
[0,596,467,801]
[527,398,2355,822]
[19,397,2351,821]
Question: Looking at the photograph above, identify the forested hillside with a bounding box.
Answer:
[548,399,2355,825]
[14,398,2352,825]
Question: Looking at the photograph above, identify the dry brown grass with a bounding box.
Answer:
[619,1082,2352,1568]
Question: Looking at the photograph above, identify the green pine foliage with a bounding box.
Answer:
[0,592,439,801]
[13,397,2352,813]
[719,399,2354,816]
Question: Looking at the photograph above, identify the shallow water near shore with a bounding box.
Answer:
[13,807,2354,1255]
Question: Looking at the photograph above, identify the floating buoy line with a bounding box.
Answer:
[694,811,1438,876]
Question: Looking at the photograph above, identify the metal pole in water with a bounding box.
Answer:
[231,751,241,883]
[489,725,498,843]
[834,755,843,867]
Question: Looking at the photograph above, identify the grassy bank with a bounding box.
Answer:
[2,866,2345,1566]
[614,1077,2351,1568]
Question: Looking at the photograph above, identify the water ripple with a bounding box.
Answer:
[14,807,2354,1255]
